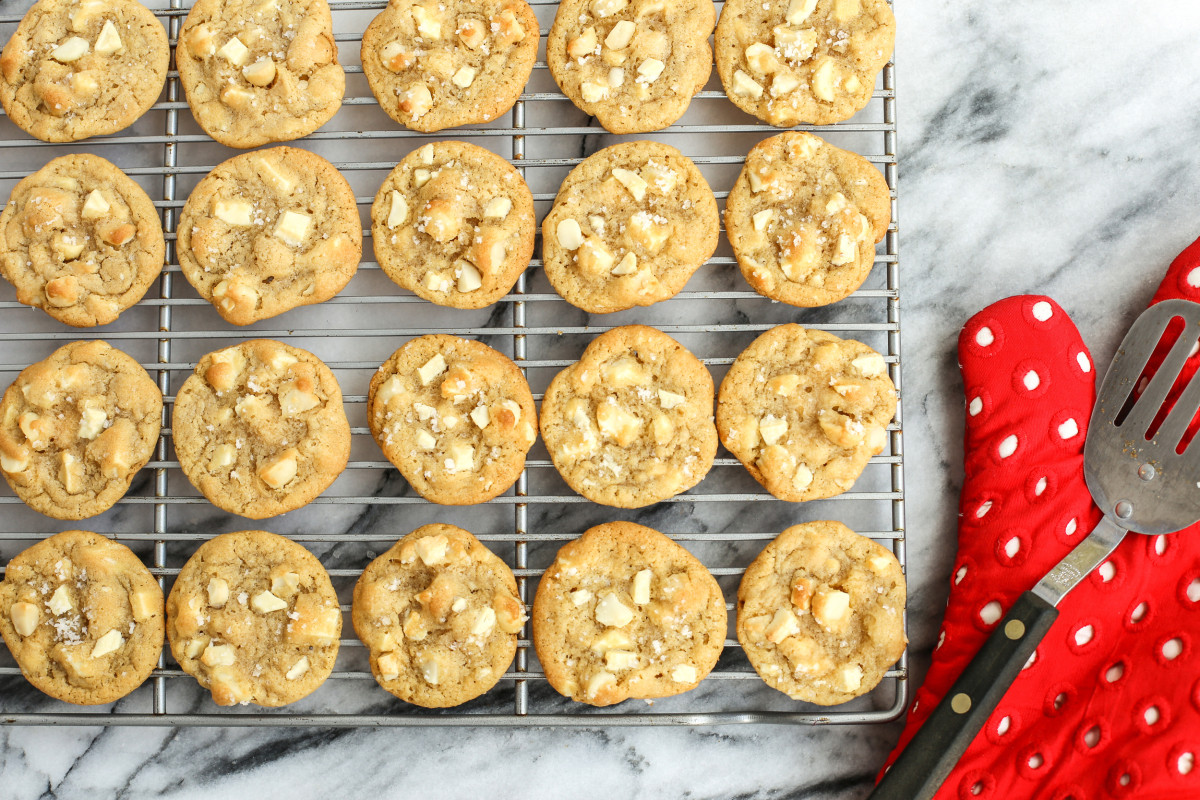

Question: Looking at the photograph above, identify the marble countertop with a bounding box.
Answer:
[6,0,1200,797]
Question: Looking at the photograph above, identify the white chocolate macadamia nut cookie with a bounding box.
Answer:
[178,147,362,325]
[715,0,895,126]
[0,0,169,142]
[362,0,538,132]
[368,335,537,505]
[0,154,165,327]
[166,530,341,706]
[541,141,719,314]
[0,530,164,705]
[172,340,351,520]
[532,521,727,706]
[370,141,535,309]
[725,132,890,308]
[716,324,895,502]
[176,0,345,148]
[737,521,905,705]
[353,524,525,707]
[0,341,162,520]
[547,0,715,134]
[540,325,717,508]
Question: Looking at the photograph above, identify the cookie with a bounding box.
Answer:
[546,0,715,134]
[715,0,895,126]
[361,0,538,133]
[716,324,895,502]
[540,325,717,508]
[725,132,890,307]
[0,341,162,520]
[737,521,905,704]
[367,335,537,505]
[370,142,535,309]
[0,0,169,142]
[0,154,165,327]
[176,0,344,148]
[532,521,726,706]
[0,530,163,705]
[177,147,361,325]
[166,530,341,706]
[172,340,351,519]
[541,142,719,314]
[352,524,524,707]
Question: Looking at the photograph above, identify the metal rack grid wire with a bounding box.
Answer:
[0,0,904,726]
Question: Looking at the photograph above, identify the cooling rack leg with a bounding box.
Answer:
[512,97,529,718]
[151,0,183,718]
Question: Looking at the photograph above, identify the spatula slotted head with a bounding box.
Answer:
[1085,299,1200,535]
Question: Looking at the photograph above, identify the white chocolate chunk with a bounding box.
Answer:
[243,58,276,87]
[831,233,856,266]
[70,0,105,31]
[758,414,788,445]
[470,405,490,429]
[658,389,685,409]
[273,210,311,247]
[631,569,652,605]
[608,67,625,88]
[81,189,110,220]
[377,652,401,681]
[765,608,800,644]
[450,598,467,614]
[417,354,447,385]
[591,0,628,17]
[286,656,310,680]
[415,429,437,450]
[594,592,634,627]
[213,198,252,226]
[94,21,124,55]
[812,588,851,632]
[771,71,802,96]
[570,589,593,606]
[130,589,158,622]
[415,534,449,566]
[745,42,780,74]
[48,585,73,615]
[52,37,89,63]
[851,353,886,377]
[412,5,442,38]
[251,590,288,614]
[611,168,648,202]
[834,0,862,22]
[556,219,584,250]
[91,629,124,658]
[581,81,609,103]
[77,405,106,440]
[752,209,774,231]
[419,654,440,685]
[456,262,483,292]
[258,449,299,489]
[606,21,636,50]
[785,0,817,24]
[586,670,617,699]
[207,577,229,608]
[484,197,512,219]
[414,402,436,421]
[448,442,475,471]
[612,252,638,275]
[471,607,496,636]
[732,70,764,98]
[636,58,665,83]
[217,36,250,67]
[811,57,838,101]
[201,642,236,667]
[451,66,476,88]
[272,572,300,597]
[839,664,863,691]
[10,602,39,636]
[605,650,639,671]
[671,664,698,683]
[826,193,848,214]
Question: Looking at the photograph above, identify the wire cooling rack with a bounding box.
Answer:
[0,0,903,726]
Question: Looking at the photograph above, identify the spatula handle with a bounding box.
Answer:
[868,591,1059,800]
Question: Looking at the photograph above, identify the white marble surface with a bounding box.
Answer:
[6,0,1200,797]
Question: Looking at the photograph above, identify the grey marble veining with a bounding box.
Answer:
[5,0,1200,797]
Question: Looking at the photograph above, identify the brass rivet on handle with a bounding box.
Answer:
[1005,620,1026,640]
[951,693,972,714]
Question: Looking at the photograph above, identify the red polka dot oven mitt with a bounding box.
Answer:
[879,238,1200,799]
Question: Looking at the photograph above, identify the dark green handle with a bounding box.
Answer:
[868,591,1059,800]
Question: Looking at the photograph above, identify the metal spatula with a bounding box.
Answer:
[871,298,1200,800]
